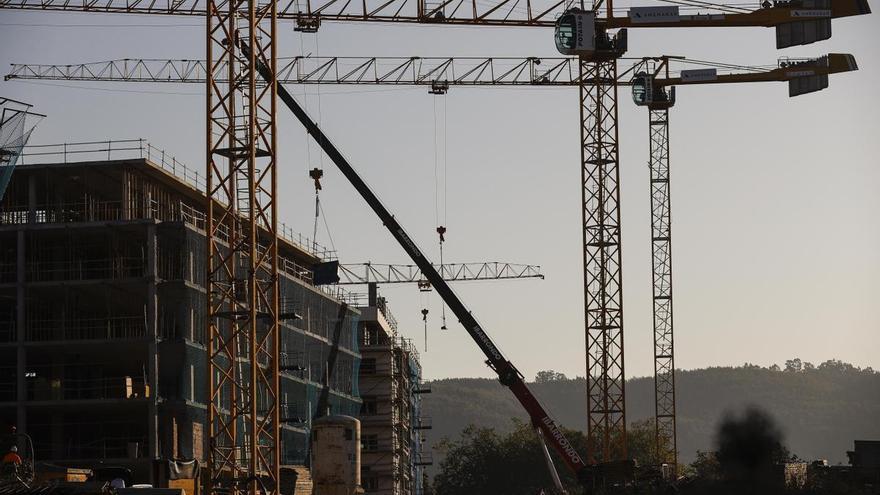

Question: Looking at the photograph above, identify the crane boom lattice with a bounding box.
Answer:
[336,262,544,284]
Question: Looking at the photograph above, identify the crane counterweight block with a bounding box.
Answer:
[831,0,872,17]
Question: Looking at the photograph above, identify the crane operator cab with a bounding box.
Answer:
[632,72,675,110]
[555,8,627,61]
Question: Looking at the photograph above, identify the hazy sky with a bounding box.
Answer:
[1,7,878,382]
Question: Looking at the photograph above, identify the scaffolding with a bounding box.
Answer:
[0,147,363,484]
[0,98,43,200]
[356,291,427,495]
[8,139,335,259]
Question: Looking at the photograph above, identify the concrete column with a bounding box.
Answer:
[368,283,378,307]
[146,224,159,462]
[16,230,26,434]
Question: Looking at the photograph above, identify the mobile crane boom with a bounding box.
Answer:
[239,42,590,485]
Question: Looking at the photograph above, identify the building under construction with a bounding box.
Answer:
[356,285,430,495]
[0,141,363,484]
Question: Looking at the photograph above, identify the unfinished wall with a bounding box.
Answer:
[0,155,362,484]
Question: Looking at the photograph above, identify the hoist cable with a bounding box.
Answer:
[313,190,320,251]
[444,95,448,226]
[315,33,325,170]
[439,237,448,330]
[298,31,312,172]
[432,96,440,228]
[441,96,449,331]
[319,199,338,256]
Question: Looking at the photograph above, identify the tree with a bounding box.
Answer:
[626,418,674,467]
[433,418,679,494]
[686,450,721,480]
[818,359,857,373]
[433,420,589,495]
[784,358,803,373]
[534,370,568,383]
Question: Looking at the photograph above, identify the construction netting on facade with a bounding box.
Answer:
[278,274,362,465]
[0,98,43,200]
[406,342,428,495]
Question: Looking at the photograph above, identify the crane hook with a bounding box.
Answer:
[436,226,448,330]
[309,167,323,191]
[421,308,430,352]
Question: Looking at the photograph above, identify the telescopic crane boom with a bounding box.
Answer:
[236,41,591,490]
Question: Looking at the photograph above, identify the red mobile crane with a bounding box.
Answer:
[239,41,594,492]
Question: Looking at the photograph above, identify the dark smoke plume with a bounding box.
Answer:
[714,406,790,493]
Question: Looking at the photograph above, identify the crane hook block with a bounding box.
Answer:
[436,225,446,243]
[309,168,324,191]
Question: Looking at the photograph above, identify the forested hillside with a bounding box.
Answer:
[421,360,880,474]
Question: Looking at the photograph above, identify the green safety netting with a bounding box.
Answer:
[0,98,42,200]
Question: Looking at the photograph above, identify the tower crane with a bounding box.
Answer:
[8,50,861,475]
[6,47,857,468]
[628,51,858,468]
[549,0,867,463]
[2,0,870,491]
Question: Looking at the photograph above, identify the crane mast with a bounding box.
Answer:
[637,58,678,470]
[205,10,279,495]
[648,103,676,470]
